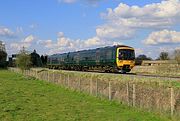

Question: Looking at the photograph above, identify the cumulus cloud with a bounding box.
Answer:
[103,0,180,28]
[96,25,135,40]
[38,40,54,48]
[84,37,102,47]
[144,29,180,45]
[10,35,36,50]
[98,0,180,40]
[0,27,15,38]
[38,32,123,54]
[23,35,35,43]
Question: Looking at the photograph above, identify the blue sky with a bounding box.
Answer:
[0,0,180,59]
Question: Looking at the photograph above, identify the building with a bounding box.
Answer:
[142,60,178,66]
[8,54,18,67]
[0,41,6,52]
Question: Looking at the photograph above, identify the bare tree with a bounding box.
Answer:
[174,49,180,65]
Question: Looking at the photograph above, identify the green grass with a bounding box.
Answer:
[0,70,171,121]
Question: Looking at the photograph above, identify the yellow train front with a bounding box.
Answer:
[115,46,135,73]
[47,45,135,73]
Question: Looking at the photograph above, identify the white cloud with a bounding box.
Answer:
[57,32,64,38]
[57,37,71,47]
[135,48,144,55]
[144,29,180,45]
[38,40,54,48]
[98,0,180,40]
[10,35,36,50]
[10,43,20,49]
[10,42,30,51]
[84,37,102,47]
[0,27,15,38]
[103,0,180,28]
[23,35,35,43]
[38,32,124,54]
[96,25,135,40]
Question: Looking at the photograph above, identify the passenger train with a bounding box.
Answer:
[47,45,135,73]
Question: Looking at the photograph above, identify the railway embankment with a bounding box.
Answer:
[9,68,180,120]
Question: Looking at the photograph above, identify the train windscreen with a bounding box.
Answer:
[118,49,135,60]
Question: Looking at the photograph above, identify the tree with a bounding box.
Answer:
[158,52,169,60]
[16,47,31,71]
[136,55,152,60]
[41,55,48,66]
[0,51,7,68]
[174,49,180,65]
[41,55,45,65]
[44,55,48,65]
[30,50,43,67]
[135,54,152,65]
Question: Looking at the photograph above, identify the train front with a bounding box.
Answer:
[116,46,135,73]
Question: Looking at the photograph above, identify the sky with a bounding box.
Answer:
[0,0,180,59]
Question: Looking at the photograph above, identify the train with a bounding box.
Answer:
[47,45,135,73]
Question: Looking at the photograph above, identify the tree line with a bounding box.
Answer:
[0,47,47,69]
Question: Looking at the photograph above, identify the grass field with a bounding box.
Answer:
[0,70,171,121]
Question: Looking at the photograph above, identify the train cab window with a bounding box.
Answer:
[118,49,135,60]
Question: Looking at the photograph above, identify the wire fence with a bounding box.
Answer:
[9,68,180,119]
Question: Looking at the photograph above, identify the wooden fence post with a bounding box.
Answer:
[79,77,81,91]
[48,71,50,82]
[59,73,61,84]
[109,81,112,100]
[63,75,65,85]
[96,80,98,97]
[90,77,93,94]
[53,71,55,83]
[127,83,130,106]
[67,74,70,87]
[36,70,38,79]
[170,87,175,117]
[133,84,136,107]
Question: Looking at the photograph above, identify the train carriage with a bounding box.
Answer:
[47,45,135,73]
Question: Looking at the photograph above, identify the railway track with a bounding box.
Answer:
[132,73,180,79]
[42,68,180,80]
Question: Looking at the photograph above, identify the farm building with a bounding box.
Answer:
[142,60,178,66]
